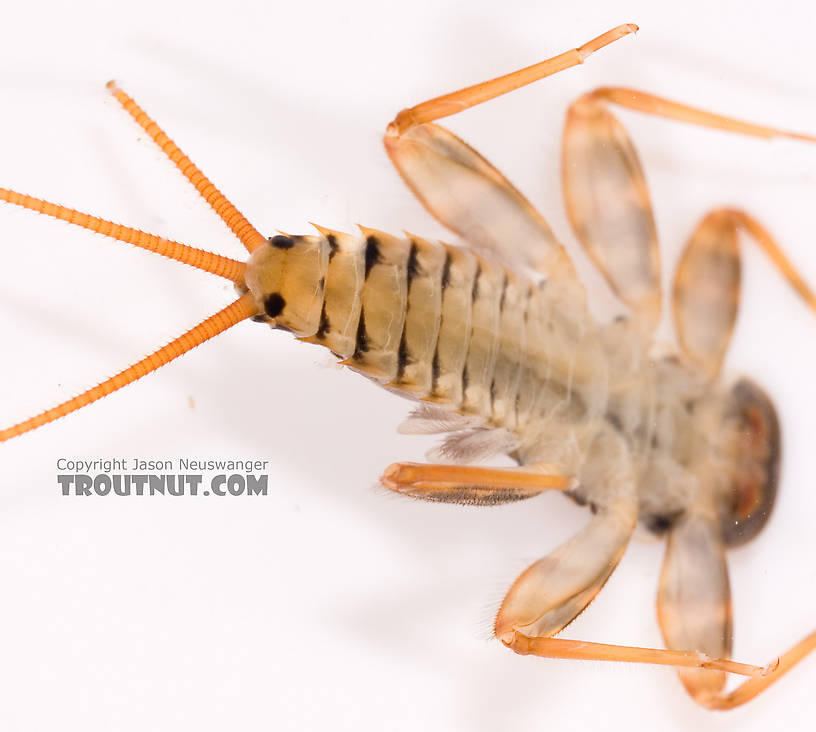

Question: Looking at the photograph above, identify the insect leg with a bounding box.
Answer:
[656,492,816,708]
[386,24,638,136]
[561,94,661,333]
[380,461,572,505]
[562,87,815,339]
[674,208,816,377]
[502,635,765,679]
[384,24,637,280]
[575,87,816,144]
[657,496,733,705]
[384,120,575,279]
[498,475,816,709]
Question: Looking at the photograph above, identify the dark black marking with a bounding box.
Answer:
[353,310,369,358]
[568,490,588,507]
[251,314,267,323]
[406,241,421,289]
[606,412,623,431]
[489,379,497,406]
[269,235,295,249]
[462,366,470,394]
[316,305,330,340]
[524,286,534,323]
[318,277,325,291]
[431,350,441,389]
[264,292,286,318]
[364,236,382,278]
[440,251,452,290]
[644,511,683,536]
[498,275,508,312]
[326,234,339,260]
[471,265,482,302]
[396,332,410,379]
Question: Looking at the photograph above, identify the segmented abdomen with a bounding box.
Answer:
[244,228,598,433]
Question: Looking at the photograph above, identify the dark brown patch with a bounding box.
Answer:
[498,275,508,312]
[263,293,286,318]
[431,350,440,388]
[269,235,294,249]
[364,236,382,278]
[397,332,410,379]
[326,233,339,260]
[606,412,623,431]
[644,511,684,536]
[406,241,420,288]
[720,379,781,547]
[440,251,452,290]
[316,305,330,340]
[471,265,482,301]
[353,310,369,358]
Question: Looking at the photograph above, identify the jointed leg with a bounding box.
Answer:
[673,207,816,377]
[383,25,641,280]
[578,87,816,143]
[387,24,638,136]
[500,627,816,709]
[380,462,572,505]
[502,632,765,678]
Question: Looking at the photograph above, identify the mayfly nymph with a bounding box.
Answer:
[2,24,815,710]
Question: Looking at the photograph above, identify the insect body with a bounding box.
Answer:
[2,24,815,711]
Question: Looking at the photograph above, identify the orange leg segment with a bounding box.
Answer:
[500,627,816,710]
[387,24,638,136]
[504,632,764,678]
[582,86,816,144]
[380,462,572,505]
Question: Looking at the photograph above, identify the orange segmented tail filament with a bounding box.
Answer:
[0,188,246,283]
[107,81,268,254]
[0,293,259,442]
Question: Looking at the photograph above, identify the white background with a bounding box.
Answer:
[1,1,816,730]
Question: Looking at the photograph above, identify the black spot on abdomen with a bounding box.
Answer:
[269,235,294,249]
[264,293,286,318]
[364,236,382,278]
[353,310,369,358]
